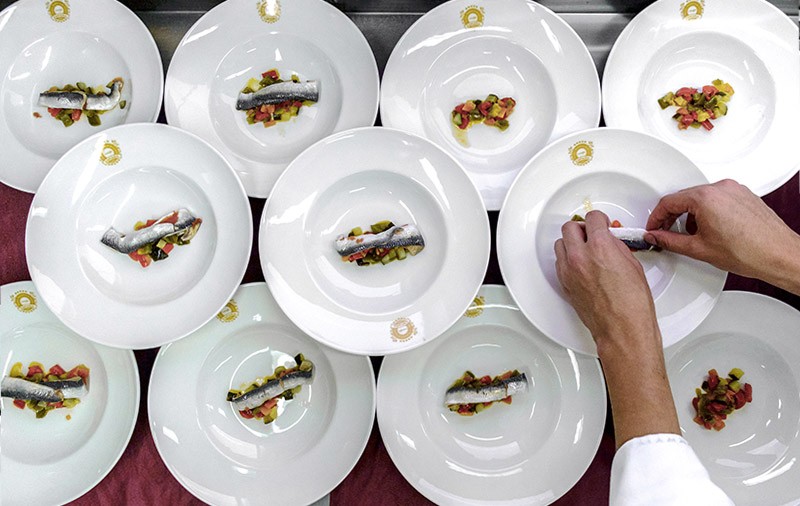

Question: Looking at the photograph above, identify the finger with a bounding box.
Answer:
[643,229,701,257]
[560,221,587,250]
[584,210,611,239]
[646,188,700,231]
[554,238,569,290]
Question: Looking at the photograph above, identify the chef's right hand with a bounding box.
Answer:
[645,179,800,288]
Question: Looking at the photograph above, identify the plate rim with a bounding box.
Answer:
[497,126,727,357]
[260,125,491,356]
[376,283,608,505]
[24,122,253,349]
[0,0,165,194]
[379,0,602,211]
[163,0,381,198]
[0,280,141,506]
[664,289,800,504]
[146,281,377,506]
[600,0,799,197]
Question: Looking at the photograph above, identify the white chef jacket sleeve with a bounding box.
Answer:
[610,433,734,506]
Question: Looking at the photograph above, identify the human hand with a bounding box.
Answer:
[554,210,661,356]
[645,179,800,292]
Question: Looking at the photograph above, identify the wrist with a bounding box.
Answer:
[757,227,800,294]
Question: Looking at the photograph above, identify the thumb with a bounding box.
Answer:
[644,229,699,257]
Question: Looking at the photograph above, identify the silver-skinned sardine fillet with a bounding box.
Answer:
[236,80,319,110]
[229,367,315,411]
[38,90,87,109]
[100,208,201,255]
[609,227,653,251]
[1,376,88,402]
[85,77,124,111]
[335,224,425,258]
[444,373,528,406]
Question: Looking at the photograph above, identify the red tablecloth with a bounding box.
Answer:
[1,174,798,505]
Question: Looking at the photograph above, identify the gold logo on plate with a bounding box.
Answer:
[257,0,281,23]
[390,317,417,342]
[11,290,37,313]
[46,0,69,22]
[680,0,704,20]
[216,299,239,323]
[569,141,594,166]
[100,140,122,166]
[464,296,485,318]
[460,5,485,29]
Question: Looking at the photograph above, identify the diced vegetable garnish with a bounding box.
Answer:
[658,80,734,131]
[125,211,202,268]
[40,81,122,128]
[7,361,90,419]
[241,68,315,128]
[452,94,516,132]
[692,368,752,431]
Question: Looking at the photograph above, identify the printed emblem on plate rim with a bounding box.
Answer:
[464,296,485,318]
[216,299,239,323]
[569,140,594,166]
[460,5,485,28]
[390,317,417,342]
[258,0,281,23]
[46,0,69,22]
[100,140,122,166]
[11,290,37,313]
[680,0,704,20]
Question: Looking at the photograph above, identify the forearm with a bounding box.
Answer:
[597,328,680,449]
[757,228,800,296]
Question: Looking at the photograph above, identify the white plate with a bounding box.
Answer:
[602,0,799,196]
[378,284,606,505]
[1,281,139,506]
[165,0,379,198]
[380,0,601,210]
[149,282,375,505]
[665,291,800,505]
[0,0,163,193]
[25,123,252,349]
[498,128,727,356]
[260,127,490,356]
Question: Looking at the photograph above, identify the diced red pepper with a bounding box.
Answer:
[458,114,470,130]
[293,101,303,108]
[161,243,174,254]
[743,383,753,403]
[13,399,25,409]
[675,87,697,99]
[263,70,279,79]
[239,409,254,419]
[67,365,90,381]
[71,109,82,122]
[49,364,66,376]
[500,396,512,405]
[478,101,492,116]
[48,107,62,117]
[479,375,491,384]
[707,370,719,390]
[610,220,622,228]
[702,85,718,100]
[27,365,44,377]
[701,120,714,131]
[733,390,746,409]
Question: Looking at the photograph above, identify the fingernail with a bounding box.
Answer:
[644,232,657,246]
